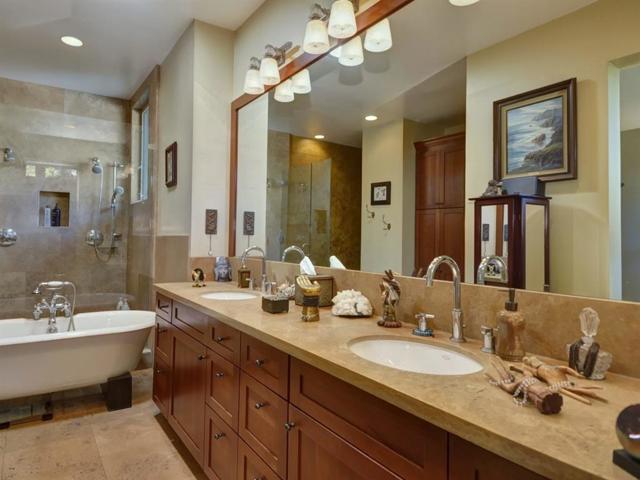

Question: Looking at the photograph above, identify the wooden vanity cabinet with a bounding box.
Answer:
[153,298,548,480]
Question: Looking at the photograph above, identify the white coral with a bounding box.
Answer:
[331,290,372,317]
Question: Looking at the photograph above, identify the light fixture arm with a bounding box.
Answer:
[309,3,331,20]
[248,57,261,70]
[264,42,294,67]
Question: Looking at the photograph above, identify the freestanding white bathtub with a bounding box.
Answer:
[0,310,155,401]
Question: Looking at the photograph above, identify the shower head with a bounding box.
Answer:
[3,147,16,162]
[90,157,103,174]
[110,185,125,207]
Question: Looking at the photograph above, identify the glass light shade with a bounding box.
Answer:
[449,0,480,5]
[339,36,364,67]
[274,79,295,103]
[328,0,357,39]
[243,68,264,95]
[260,57,280,85]
[364,19,392,52]
[303,19,330,54]
[292,70,311,94]
[330,46,342,58]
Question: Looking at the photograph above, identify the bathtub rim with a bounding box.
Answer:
[0,310,155,347]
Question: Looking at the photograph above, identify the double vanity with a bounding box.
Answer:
[153,282,639,480]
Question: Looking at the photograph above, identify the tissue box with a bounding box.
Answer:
[295,275,334,307]
[262,296,289,314]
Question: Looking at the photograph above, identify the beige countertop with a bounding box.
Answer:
[156,282,638,480]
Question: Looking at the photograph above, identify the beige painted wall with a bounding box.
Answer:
[621,128,640,301]
[158,24,194,237]
[464,0,640,299]
[190,21,234,258]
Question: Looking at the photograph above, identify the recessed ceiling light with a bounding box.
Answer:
[449,0,480,6]
[365,115,378,122]
[314,134,325,140]
[61,36,83,47]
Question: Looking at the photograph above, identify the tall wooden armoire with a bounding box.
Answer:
[414,132,465,280]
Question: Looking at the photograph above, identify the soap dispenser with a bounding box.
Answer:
[495,289,526,362]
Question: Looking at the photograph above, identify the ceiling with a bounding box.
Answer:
[0,0,266,98]
[267,0,597,147]
[621,65,640,132]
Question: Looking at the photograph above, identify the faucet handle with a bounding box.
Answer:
[413,313,434,337]
[480,325,495,354]
[33,304,43,320]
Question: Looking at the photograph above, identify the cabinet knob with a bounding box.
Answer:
[284,422,296,431]
[213,432,226,440]
[255,359,265,367]
[252,477,265,480]
[254,402,267,410]
[215,372,225,378]
[215,336,228,343]
[155,368,162,374]
[157,326,167,334]
[197,353,207,361]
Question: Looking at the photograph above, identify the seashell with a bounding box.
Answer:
[331,290,373,317]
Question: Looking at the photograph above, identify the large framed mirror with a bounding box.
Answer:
[230,0,640,304]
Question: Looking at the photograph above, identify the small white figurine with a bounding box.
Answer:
[331,290,373,317]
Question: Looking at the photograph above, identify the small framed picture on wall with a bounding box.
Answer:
[165,142,177,187]
[371,181,391,206]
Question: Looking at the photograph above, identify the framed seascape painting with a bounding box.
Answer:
[494,78,577,182]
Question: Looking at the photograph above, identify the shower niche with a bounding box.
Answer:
[38,191,70,227]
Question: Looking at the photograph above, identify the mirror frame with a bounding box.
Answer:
[227,0,415,256]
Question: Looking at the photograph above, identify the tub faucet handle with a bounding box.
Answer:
[33,304,43,320]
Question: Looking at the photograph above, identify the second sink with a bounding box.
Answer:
[349,337,482,376]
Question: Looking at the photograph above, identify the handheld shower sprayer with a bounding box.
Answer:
[110,186,125,209]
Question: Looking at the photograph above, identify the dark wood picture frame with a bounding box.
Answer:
[227,0,415,256]
[493,78,577,183]
[370,181,391,206]
[165,142,177,188]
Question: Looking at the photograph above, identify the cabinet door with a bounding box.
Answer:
[205,348,240,430]
[153,355,171,417]
[204,406,238,480]
[287,406,401,480]
[415,210,437,274]
[170,327,208,465]
[416,150,444,210]
[449,436,547,480]
[438,207,465,280]
[155,317,172,365]
[442,143,465,208]
[237,440,280,480]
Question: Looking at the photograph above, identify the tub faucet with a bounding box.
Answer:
[281,245,305,263]
[240,246,267,290]
[32,281,77,332]
[477,255,508,285]
[425,255,466,343]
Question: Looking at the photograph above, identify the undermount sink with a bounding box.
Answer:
[200,291,257,301]
[349,337,483,376]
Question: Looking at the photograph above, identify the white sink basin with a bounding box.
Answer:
[349,337,483,376]
[200,291,257,301]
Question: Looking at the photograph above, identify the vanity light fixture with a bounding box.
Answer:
[259,42,293,86]
[61,35,83,47]
[364,18,392,52]
[449,0,480,5]
[365,115,378,121]
[243,57,265,95]
[314,134,325,140]
[328,0,358,39]
[274,79,295,103]
[303,4,331,54]
[339,36,364,66]
[292,69,312,94]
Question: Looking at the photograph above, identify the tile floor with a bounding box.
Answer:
[0,369,206,480]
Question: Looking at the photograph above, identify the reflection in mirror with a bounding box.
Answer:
[235,0,640,302]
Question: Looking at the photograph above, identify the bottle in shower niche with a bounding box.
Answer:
[43,205,52,227]
[51,203,61,227]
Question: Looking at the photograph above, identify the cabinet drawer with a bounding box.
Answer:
[204,406,238,480]
[174,302,208,341]
[239,372,288,478]
[290,359,447,480]
[237,439,280,480]
[156,293,172,321]
[287,406,401,480]
[206,318,241,365]
[240,335,289,398]
[206,348,240,430]
[155,317,172,364]
[153,356,171,417]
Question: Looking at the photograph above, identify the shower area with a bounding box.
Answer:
[0,76,146,318]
